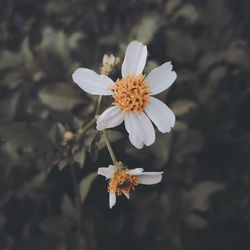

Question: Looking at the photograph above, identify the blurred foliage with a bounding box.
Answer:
[0,0,250,250]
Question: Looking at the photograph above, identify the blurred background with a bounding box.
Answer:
[0,0,250,249]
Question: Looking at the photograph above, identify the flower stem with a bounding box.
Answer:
[76,117,97,140]
[95,95,102,117]
[102,129,117,165]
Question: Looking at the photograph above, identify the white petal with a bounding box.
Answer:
[145,97,175,133]
[137,172,163,185]
[121,41,147,77]
[124,112,155,149]
[145,62,177,95]
[127,168,144,175]
[141,171,163,175]
[123,191,130,199]
[97,165,115,179]
[96,106,124,130]
[72,68,114,95]
[109,192,116,209]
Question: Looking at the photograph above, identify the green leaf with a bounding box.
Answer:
[90,132,101,162]
[185,213,207,229]
[165,31,197,63]
[131,15,161,44]
[171,99,196,116]
[73,147,86,168]
[79,173,97,204]
[96,130,124,150]
[39,83,85,111]
[0,121,54,151]
[58,158,71,171]
[190,181,225,211]
[61,195,77,220]
[50,122,66,145]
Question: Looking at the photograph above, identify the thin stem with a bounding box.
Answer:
[102,130,117,165]
[76,117,97,140]
[70,164,81,226]
[95,95,102,117]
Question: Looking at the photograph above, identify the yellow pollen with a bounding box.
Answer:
[110,74,152,114]
[108,169,140,196]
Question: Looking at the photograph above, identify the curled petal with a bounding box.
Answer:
[109,192,116,209]
[123,191,130,199]
[145,62,177,95]
[121,41,147,77]
[138,172,163,185]
[124,112,155,149]
[97,165,115,179]
[127,168,144,175]
[72,68,114,95]
[96,106,124,130]
[145,97,175,133]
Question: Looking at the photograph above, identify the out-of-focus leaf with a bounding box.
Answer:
[223,41,249,68]
[151,133,172,168]
[0,122,54,151]
[165,31,197,63]
[90,132,101,163]
[2,72,23,89]
[0,92,20,120]
[36,26,68,59]
[174,129,204,162]
[68,32,86,50]
[58,158,71,171]
[20,37,34,70]
[0,50,22,70]
[174,121,188,131]
[79,173,97,203]
[144,60,159,75]
[16,172,47,199]
[164,0,181,15]
[39,216,73,237]
[61,195,77,220]
[185,213,207,229]
[132,15,161,44]
[199,53,218,72]
[208,66,227,84]
[173,4,199,23]
[171,99,196,116]
[190,181,225,211]
[50,122,66,145]
[73,147,86,168]
[96,130,124,150]
[72,117,84,131]
[45,0,70,15]
[39,83,85,111]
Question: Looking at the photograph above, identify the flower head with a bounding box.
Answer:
[97,162,163,209]
[72,41,177,149]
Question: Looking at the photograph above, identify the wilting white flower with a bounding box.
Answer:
[97,164,163,209]
[72,41,177,149]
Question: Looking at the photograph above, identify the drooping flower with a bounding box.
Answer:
[72,41,177,149]
[97,163,163,209]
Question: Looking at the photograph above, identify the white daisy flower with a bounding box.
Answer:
[97,163,163,209]
[72,41,177,149]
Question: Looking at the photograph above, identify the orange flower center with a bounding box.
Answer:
[110,74,152,114]
[108,169,140,196]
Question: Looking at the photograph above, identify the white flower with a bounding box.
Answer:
[72,41,177,149]
[97,164,163,209]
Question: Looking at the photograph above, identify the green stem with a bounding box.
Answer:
[102,130,117,165]
[76,117,97,140]
[95,95,102,117]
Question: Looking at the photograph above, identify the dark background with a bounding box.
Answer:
[0,0,250,250]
